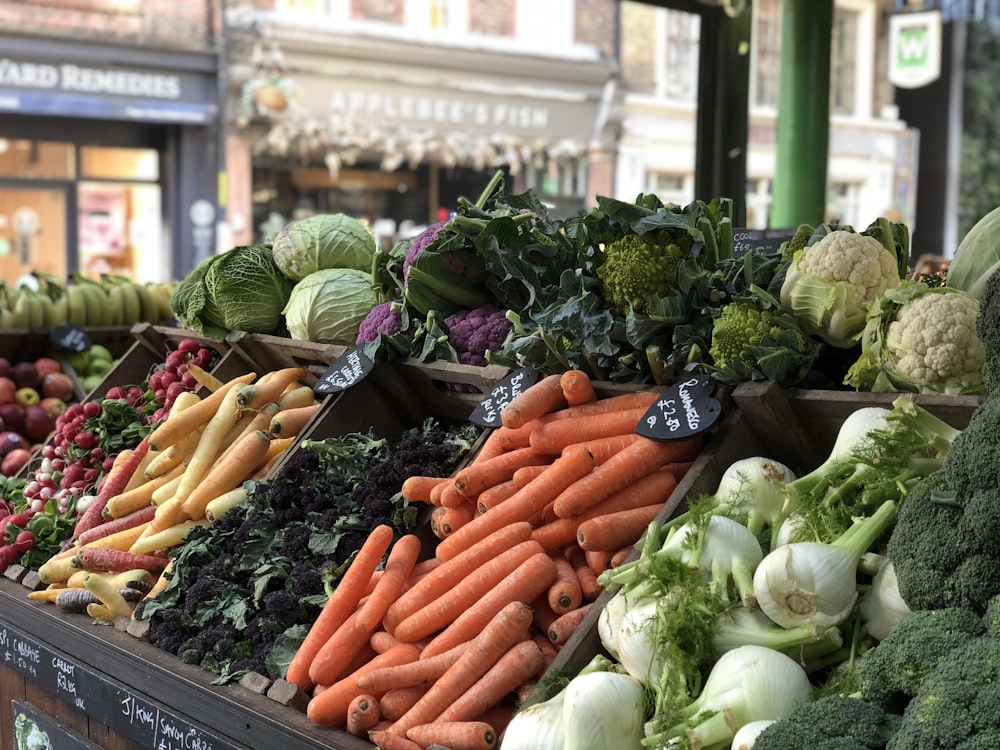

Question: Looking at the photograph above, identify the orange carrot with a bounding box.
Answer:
[500,373,567,429]
[428,480,447,507]
[548,603,593,647]
[552,436,701,519]
[545,389,661,421]
[407,720,499,750]
[610,545,635,568]
[401,475,448,505]
[148,372,256,452]
[475,479,519,514]
[469,427,507,464]
[234,366,308,411]
[577,503,666,551]
[546,548,583,615]
[529,592,559,637]
[306,642,421,728]
[566,545,602,602]
[355,534,422,633]
[346,694,381,737]
[585,549,613,577]
[74,434,151,539]
[429,506,449,540]
[286,524,393,692]
[440,503,476,536]
[435,640,546,724]
[180,429,272,519]
[493,420,541,451]
[562,432,643,465]
[419,551,558,659]
[367,730,423,750]
[532,631,559,670]
[393,540,545,644]
[268,402,321,439]
[528,406,649,455]
[104,462,185,520]
[435,445,595,562]
[452,447,552,498]
[378,686,427,721]
[369,630,402,654]
[356,641,471,693]
[390,601,534,737]
[559,369,597,406]
[511,463,548,488]
[439,481,473,509]
[382,521,533,634]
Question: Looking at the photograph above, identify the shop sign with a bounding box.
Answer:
[888,11,942,89]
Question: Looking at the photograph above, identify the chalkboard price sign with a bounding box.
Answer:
[49,323,91,353]
[314,345,374,394]
[0,623,236,750]
[468,368,542,427]
[731,227,799,258]
[635,375,722,441]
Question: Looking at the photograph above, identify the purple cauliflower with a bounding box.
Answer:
[356,300,403,344]
[402,222,446,283]
[444,304,512,367]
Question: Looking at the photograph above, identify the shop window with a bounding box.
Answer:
[831,7,859,116]
[0,140,75,180]
[647,171,690,205]
[658,9,700,101]
[80,147,159,181]
[752,0,781,109]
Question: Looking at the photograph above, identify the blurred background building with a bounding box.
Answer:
[0,0,991,284]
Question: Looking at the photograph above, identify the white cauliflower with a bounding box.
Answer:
[844,281,986,395]
[780,230,902,348]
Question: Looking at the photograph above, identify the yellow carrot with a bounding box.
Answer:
[151,473,184,506]
[269,402,321,439]
[84,573,133,619]
[278,384,318,410]
[234,367,308,412]
[79,521,151,552]
[148,371,256,452]
[185,362,224,392]
[144,428,203,480]
[129,519,210,555]
[181,430,273,519]
[105,463,185,519]
[204,487,250,522]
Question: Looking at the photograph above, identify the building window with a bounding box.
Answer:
[648,171,690,205]
[831,7,859,116]
[516,0,572,49]
[408,0,468,32]
[827,180,860,226]
[658,10,700,101]
[753,0,781,109]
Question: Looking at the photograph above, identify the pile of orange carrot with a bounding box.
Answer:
[288,370,705,749]
[27,366,323,622]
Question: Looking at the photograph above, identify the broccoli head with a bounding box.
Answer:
[753,694,901,750]
[597,230,686,314]
[887,635,1000,749]
[855,606,985,712]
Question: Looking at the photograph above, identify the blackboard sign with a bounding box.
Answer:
[314,345,374,394]
[49,324,91,353]
[12,701,100,750]
[731,227,799,258]
[468,368,542,427]
[636,375,722,441]
[0,622,237,750]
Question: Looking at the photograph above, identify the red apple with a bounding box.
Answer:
[39,397,67,419]
[14,388,39,408]
[1,447,32,477]
[41,372,75,402]
[34,357,62,379]
[0,358,10,379]
[10,361,40,390]
[0,377,16,405]
[22,405,55,442]
[0,431,28,458]
[0,404,25,434]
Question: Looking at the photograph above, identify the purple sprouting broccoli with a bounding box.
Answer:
[356,300,404,344]
[403,222,446,282]
[444,304,512,367]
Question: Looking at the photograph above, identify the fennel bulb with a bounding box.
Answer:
[500,689,565,750]
[616,596,663,686]
[652,644,812,749]
[714,457,796,545]
[860,558,912,641]
[731,719,776,750]
[562,669,646,750]
[661,514,763,607]
[711,606,842,660]
[753,500,898,629]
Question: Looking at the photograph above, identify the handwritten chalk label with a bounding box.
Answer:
[469,368,542,427]
[314,345,374,394]
[636,375,722,440]
[50,323,91,353]
[731,227,799,258]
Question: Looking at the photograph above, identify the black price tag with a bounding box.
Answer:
[731,226,799,258]
[469,367,542,427]
[49,324,91,353]
[314,345,374,394]
[636,375,722,440]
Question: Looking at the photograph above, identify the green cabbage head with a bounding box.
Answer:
[283,267,381,345]
[171,245,295,339]
[271,213,376,281]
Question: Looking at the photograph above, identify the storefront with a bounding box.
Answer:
[224,23,620,247]
[0,35,221,286]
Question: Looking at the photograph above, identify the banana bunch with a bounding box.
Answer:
[98,274,170,327]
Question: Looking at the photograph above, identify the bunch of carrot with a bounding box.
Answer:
[29,365,323,623]
[288,370,705,749]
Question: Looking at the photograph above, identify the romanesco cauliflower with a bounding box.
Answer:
[710,301,781,364]
[597,230,686,314]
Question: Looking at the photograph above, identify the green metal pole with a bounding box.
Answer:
[771,0,833,227]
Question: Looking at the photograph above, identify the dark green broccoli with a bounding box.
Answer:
[752,694,901,750]
[596,230,686,314]
[707,298,819,386]
[855,607,985,713]
[887,635,1000,749]
[887,267,1000,615]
